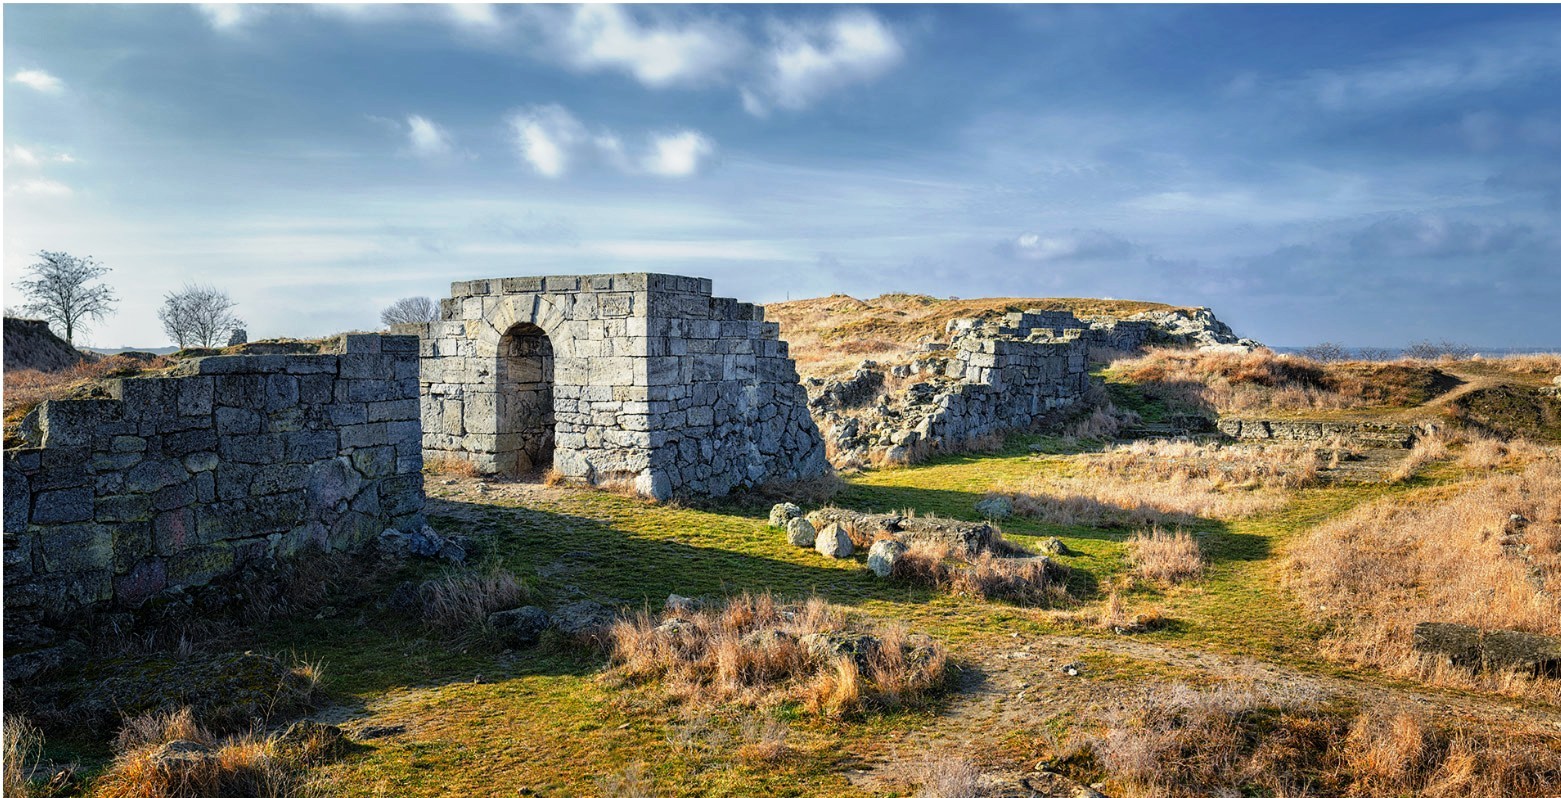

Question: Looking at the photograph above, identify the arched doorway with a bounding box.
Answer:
[495,322,554,475]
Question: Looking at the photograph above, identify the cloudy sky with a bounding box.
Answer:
[5,4,1560,348]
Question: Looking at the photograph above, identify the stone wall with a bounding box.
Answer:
[414,273,829,500]
[820,311,1093,464]
[1215,418,1434,448]
[3,334,425,656]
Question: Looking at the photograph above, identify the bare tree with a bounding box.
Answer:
[159,284,244,349]
[1405,339,1475,360]
[1299,342,1349,362]
[381,296,438,327]
[13,251,118,344]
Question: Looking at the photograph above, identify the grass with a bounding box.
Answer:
[24,429,1559,795]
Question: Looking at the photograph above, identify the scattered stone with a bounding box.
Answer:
[655,617,697,636]
[974,495,1014,520]
[1037,537,1072,556]
[800,632,880,668]
[552,600,618,640]
[350,724,406,741]
[814,522,854,558]
[866,539,907,578]
[665,594,702,613]
[279,720,351,760]
[1061,662,1082,677]
[785,516,817,548]
[489,606,553,649]
[769,502,803,528]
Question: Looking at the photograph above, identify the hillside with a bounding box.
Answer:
[766,293,1185,379]
[3,316,90,373]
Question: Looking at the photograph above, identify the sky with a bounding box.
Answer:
[5,3,1560,349]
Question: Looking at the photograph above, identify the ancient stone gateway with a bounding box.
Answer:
[413,273,830,500]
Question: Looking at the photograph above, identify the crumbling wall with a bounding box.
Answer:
[415,273,829,500]
[3,334,425,659]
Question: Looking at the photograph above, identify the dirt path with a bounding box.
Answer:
[851,630,1561,794]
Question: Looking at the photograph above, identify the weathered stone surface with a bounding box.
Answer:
[814,522,854,558]
[1,335,426,647]
[1412,622,1561,675]
[414,273,830,499]
[785,516,816,548]
[867,539,907,577]
[489,606,552,648]
[974,495,1014,520]
[768,502,802,528]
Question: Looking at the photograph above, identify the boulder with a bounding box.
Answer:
[768,502,802,528]
[785,516,817,548]
[1037,537,1072,556]
[867,539,907,577]
[489,606,552,649]
[974,495,1014,520]
[665,594,702,613]
[814,523,854,558]
[552,600,617,641]
[1411,622,1561,675]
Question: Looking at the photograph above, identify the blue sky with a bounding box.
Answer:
[5,4,1559,348]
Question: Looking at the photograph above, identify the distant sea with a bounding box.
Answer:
[1271,346,1560,359]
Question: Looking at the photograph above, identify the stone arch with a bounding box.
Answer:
[494,322,555,475]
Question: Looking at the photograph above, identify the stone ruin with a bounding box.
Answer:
[410,273,830,500]
[3,335,425,674]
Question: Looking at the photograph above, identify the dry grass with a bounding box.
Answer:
[1084,680,1561,798]
[1289,458,1561,698]
[4,715,43,798]
[423,455,480,478]
[910,757,989,798]
[1009,441,1315,527]
[1111,348,1448,415]
[733,718,791,765]
[93,707,321,798]
[604,592,949,718]
[3,354,175,444]
[417,566,532,636]
[892,544,1072,607]
[1126,528,1204,585]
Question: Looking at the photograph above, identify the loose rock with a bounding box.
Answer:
[867,539,907,577]
[489,606,552,649]
[786,516,817,548]
[814,522,854,558]
[974,495,1014,520]
[769,502,803,528]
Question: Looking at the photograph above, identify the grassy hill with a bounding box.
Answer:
[765,293,1183,379]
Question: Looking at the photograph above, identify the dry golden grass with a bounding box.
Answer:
[910,756,988,798]
[1009,441,1315,527]
[766,293,1179,380]
[93,707,319,798]
[1085,680,1561,798]
[423,455,481,478]
[1111,348,1449,415]
[733,718,791,765]
[417,566,532,636]
[4,715,43,798]
[1127,528,1205,585]
[604,592,948,718]
[3,354,176,444]
[1289,458,1561,698]
[892,543,1071,607]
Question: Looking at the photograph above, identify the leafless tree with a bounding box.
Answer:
[1405,339,1475,360]
[159,284,244,349]
[1299,342,1349,362]
[13,251,118,344]
[381,296,438,327]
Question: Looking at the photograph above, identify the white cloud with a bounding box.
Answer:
[446,3,503,33]
[1004,229,1135,262]
[8,179,73,197]
[523,5,746,89]
[1300,28,1561,111]
[5,145,76,169]
[508,105,715,179]
[641,131,714,177]
[198,4,263,32]
[508,105,588,178]
[746,11,903,114]
[10,69,64,94]
[405,115,453,158]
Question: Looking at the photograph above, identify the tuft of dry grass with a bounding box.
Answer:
[1289,457,1561,699]
[94,707,322,798]
[423,455,480,478]
[733,718,790,765]
[1085,680,1561,798]
[604,592,948,718]
[911,756,989,798]
[1127,528,1204,586]
[892,544,1072,607]
[4,715,43,798]
[418,566,532,636]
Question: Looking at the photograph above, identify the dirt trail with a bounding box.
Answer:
[851,630,1561,793]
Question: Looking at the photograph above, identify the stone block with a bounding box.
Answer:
[33,487,95,524]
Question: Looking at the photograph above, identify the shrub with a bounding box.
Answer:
[891,544,1072,607]
[4,715,43,798]
[94,708,323,798]
[911,756,989,798]
[419,566,532,636]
